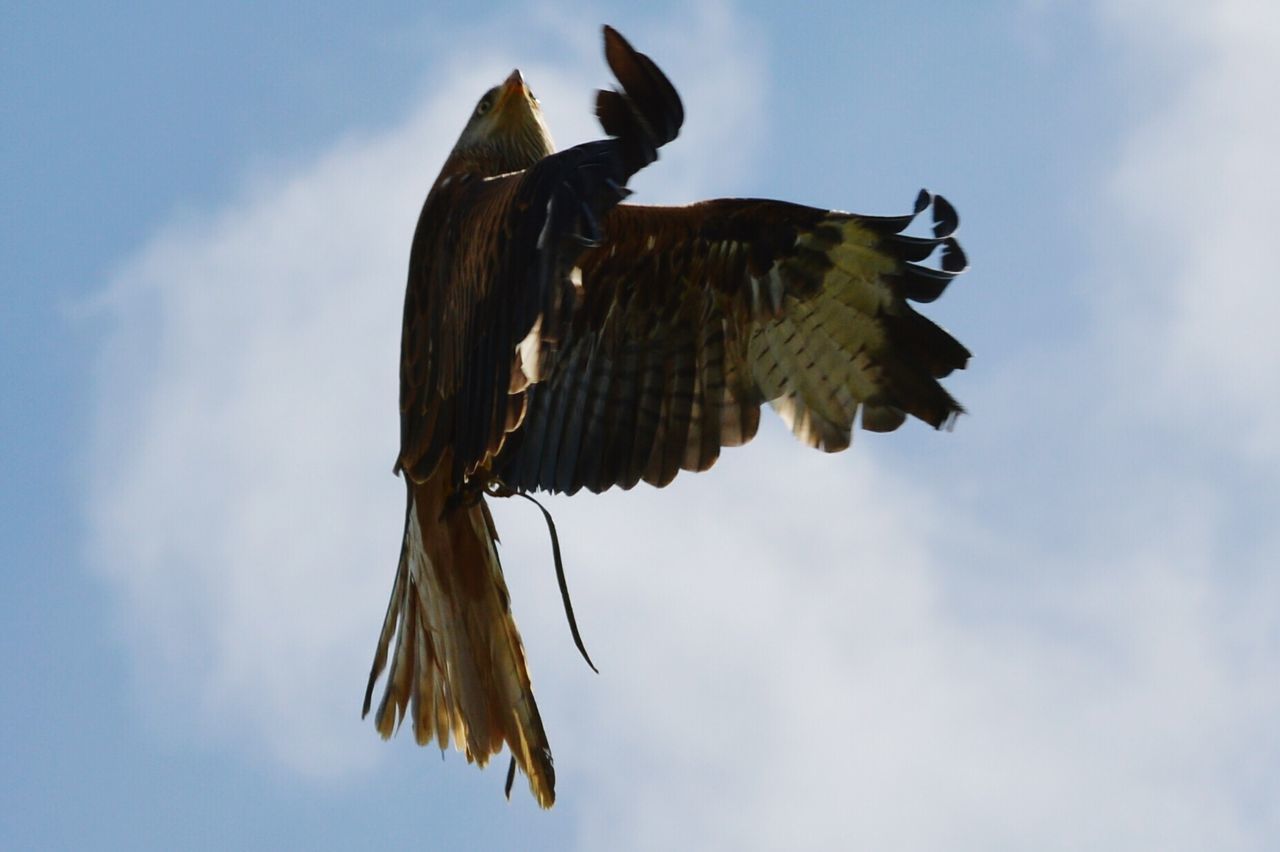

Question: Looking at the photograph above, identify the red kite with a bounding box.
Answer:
[364,26,968,808]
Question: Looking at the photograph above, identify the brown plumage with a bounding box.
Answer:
[365,26,969,808]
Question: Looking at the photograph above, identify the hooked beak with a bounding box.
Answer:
[496,69,529,110]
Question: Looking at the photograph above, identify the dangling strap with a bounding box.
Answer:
[510,490,599,674]
[485,482,598,674]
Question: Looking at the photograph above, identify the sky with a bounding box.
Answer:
[4,1,1279,849]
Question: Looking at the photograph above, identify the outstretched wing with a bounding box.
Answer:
[398,26,683,489]
[494,191,969,495]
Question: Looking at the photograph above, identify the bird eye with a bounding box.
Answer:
[475,87,499,117]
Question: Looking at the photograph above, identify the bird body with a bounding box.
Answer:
[364,27,968,807]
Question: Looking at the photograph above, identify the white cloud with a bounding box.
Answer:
[87,6,767,782]
[86,3,1280,849]
[507,434,1277,851]
[1099,0,1280,465]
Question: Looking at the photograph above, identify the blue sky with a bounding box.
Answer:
[5,1,1279,849]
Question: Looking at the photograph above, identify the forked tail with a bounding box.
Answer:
[363,466,555,807]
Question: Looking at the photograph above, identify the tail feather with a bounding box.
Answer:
[365,466,555,807]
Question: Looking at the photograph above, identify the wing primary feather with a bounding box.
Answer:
[861,404,908,433]
[914,188,931,215]
[848,189,931,236]
[537,342,586,488]
[575,340,614,493]
[657,326,697,485]
[555,339,597,493]
[641,377,672,487]
[883,307,972,378]
[600,26,684,148]
[598,339,641,491]
[626,339,666,489]
[696,315,726,469]
[683,355,705,472]
[941,236,968,272]
[897,260,964,303]
[878,233,947,263]
[931,194,959,237]
[513,387,552,491]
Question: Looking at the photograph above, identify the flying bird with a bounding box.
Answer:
[364,26,969,808]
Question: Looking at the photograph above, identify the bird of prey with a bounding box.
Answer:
[364,26,968,808]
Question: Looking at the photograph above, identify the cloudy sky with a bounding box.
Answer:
[5,1,1279,849]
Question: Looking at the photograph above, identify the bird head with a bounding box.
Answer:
[444,69,556,177]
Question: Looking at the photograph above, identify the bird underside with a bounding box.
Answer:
[364,25,970,808]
